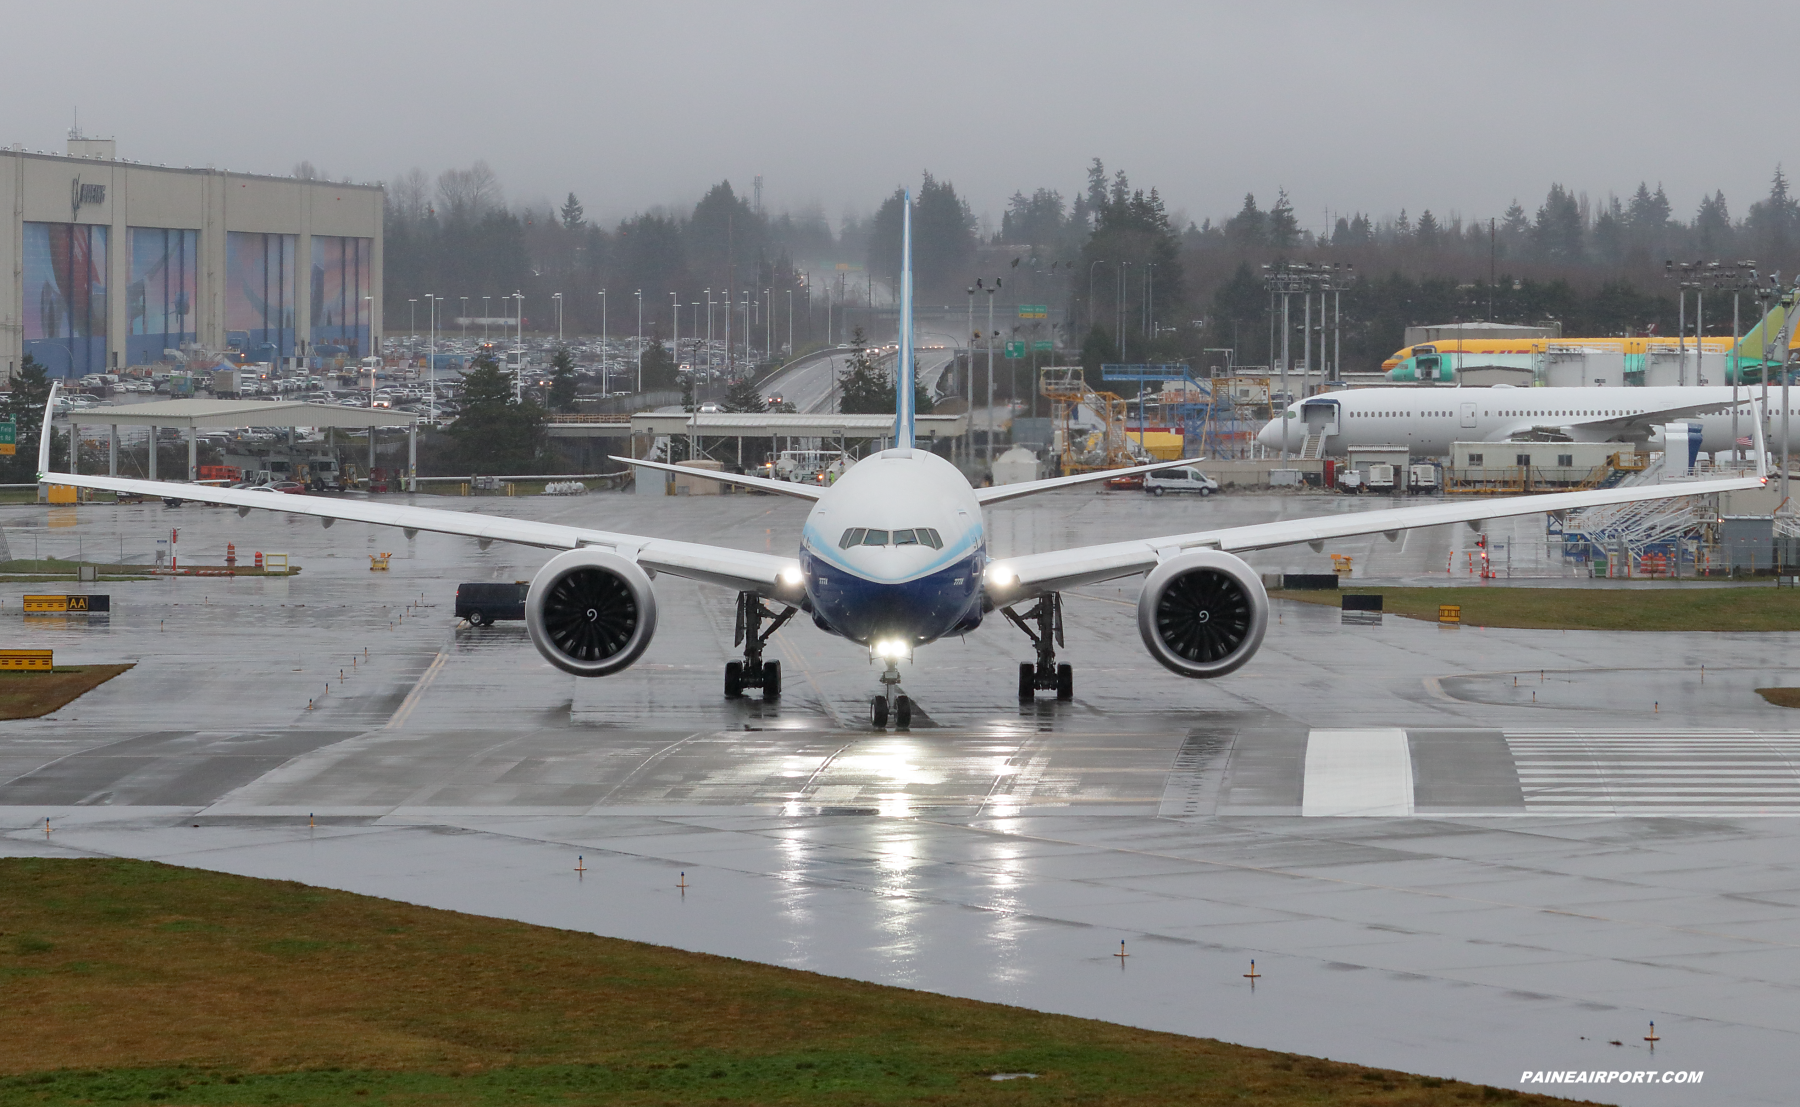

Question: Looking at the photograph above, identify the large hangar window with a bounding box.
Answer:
[127,227,199,366]
[225,232,297,363]
[22,222,108,379]
[310,236,372,360]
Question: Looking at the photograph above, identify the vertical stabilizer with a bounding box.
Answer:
[895,190,915,449]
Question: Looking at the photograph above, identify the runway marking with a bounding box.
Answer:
[384,649,448,731]
[1507,731,1800,814]
[1302,729,1414,816]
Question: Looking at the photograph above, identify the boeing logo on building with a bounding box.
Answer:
[69,178,105,217]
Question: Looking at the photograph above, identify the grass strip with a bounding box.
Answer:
[1756,688,1800,708]
[0,859,1591,1106]
[0,664,132,719]
[1274,584,1800,631]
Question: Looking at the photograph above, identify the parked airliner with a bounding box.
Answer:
[1258,385,1795,458]
[38,197,1769,729]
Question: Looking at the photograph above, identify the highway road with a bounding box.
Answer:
[760,346,959,414]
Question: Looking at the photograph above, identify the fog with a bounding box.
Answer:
[5,1,1794,232]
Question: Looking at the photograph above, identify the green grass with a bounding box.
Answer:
[1274,584,1800,631]
[0,859,1593,1106]
[0,665,132,719]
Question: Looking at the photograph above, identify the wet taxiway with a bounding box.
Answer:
[5,488,1798,1104]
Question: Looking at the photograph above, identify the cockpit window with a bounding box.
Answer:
[838,527,943,549]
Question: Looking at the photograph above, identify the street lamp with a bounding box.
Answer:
[597,289,608,392]
[671,291,680,372]
[634,290,643,394]
[482,296,490,343]
[552,292,564,347]
[408,298,417,345]
[459,297,468,345]
[363,295,376,408]
[512,292,524,402]
[425,294,438,427]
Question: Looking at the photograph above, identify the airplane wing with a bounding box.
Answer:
[974,457,1196,505]
[1499,397,1744,442]
[610,456,825,501]
[986,403,1770,599]
[34,391,802,597]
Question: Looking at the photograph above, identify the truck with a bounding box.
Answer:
[212,368,242,397]
[1365,463,1397,493]
[455,581,529,626]
[1408,463,1440,493]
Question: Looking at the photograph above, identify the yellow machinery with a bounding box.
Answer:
[1039,367,1152,473]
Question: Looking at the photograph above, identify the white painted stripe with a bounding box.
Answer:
[1302,728,1414,817]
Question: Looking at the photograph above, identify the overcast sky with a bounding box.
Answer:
[8,2,1797,236]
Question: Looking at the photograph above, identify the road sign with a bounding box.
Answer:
[1032,340,1054,352]
[1018,304,1048,319]
[0,419,15,456]
[1004,341,1026,358]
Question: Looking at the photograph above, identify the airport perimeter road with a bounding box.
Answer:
[758,346,957,413]
[4,490,1797,1104]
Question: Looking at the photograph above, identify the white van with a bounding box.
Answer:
[1144,465,1220,497]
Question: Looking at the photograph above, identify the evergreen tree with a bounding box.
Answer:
[837,328,891,414]
[1534,184,1584,264]
[722,375,767,413]
[1591,196,1626,265]
[1,354,61,481]
[548,347,578,412]
[1225,193,1266,247]
[1267,190,1299,248]
[445,352,546,474]
[560,192,584,229]
[1747,166,1799,261]
[638,330,679,390]
[1694,190,1733,255]
[1415,209,1441,249]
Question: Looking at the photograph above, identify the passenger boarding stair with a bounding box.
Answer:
[1299,433,1326,460]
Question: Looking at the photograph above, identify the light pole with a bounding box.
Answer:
[671,291,680,372]
[597,290,608,393]
[634,290,643,394]
[764,288,772,368]
[482,296,490,343]
[512,292,524,403]
[704,289,714,385]
[364,295,376,406]
[425,294,438,426]
[408,298,417,345]
[786,288,793,358]
[552,292,563,347]
[986,282,996,473]
[459,297,468,345]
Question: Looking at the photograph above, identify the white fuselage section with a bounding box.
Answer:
[1258,386,1798,457]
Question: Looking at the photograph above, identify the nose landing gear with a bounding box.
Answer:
[870,656,913,729]
[1003,592,1073,701]
[725,590,796,700]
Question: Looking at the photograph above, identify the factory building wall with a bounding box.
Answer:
[0,149,382,379]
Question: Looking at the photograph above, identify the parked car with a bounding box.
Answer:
[455,581,528,626]
[1103,472,1145,491]
[251,481,307,495]
[1144,466,1220,497]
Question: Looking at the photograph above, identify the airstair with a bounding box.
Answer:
[1559,455,1714,567]
[1299,433,1327,460]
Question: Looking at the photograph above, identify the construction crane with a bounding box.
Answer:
[1038,366,1149,473]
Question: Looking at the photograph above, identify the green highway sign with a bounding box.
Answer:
[0,419,15,457]
[1032,340,1054,352]
[1003,341,1026,358]
[1018,304,1048,319]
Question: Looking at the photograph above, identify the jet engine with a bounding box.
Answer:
[525,549,658,677]
[1136,550,1268,678]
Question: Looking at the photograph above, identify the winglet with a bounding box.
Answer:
[895,189,915,450]
[1752,397,1770,482]
[38,381,57,479]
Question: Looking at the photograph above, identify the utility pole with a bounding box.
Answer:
[597,290,607,392]
[635,290,643,394]
[986,282,996,474]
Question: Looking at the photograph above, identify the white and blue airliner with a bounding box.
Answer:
[38,195,1768,728]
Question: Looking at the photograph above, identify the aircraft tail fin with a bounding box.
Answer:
[1730,289,1798,382]
[895,190,915,449]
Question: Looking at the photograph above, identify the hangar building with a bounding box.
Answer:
[0,131,383,380]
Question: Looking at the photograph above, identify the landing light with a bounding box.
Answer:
[986,564,1016,587]
[874,638,911,660]
[780,565,804,585]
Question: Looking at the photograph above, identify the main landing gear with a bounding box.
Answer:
[1003,592,1073,702]
[724,590,796,700]
[870,659,913,730]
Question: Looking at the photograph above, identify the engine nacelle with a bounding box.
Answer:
[525,549,658,677]
[1136,550,1268,678]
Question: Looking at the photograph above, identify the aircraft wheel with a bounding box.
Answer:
[762,660,782,699]
[724,661,744,698]
[895,695,912,730]
[1056,663,1074,701]
[1018,662,1035,700]
[870,695,889,728]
